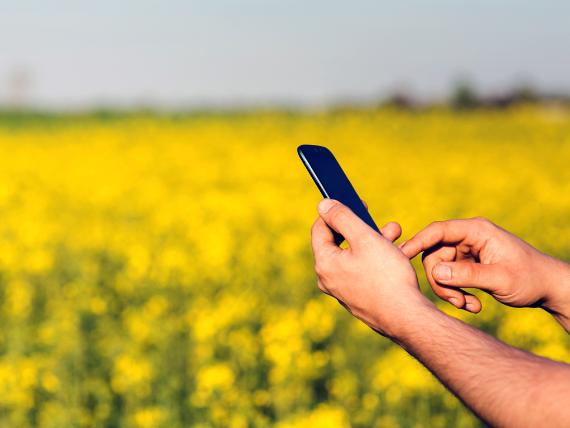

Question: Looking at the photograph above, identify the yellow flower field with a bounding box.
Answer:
[0,107,569,427]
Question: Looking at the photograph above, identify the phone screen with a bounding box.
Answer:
[297,145,380,243]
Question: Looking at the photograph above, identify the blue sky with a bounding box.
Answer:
[0,0,569,107]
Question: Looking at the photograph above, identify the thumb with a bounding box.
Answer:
[432,261,505,291]
[317,199,374,247]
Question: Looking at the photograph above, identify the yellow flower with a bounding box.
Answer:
[133,407,166,428]
[111,355,153,394]
[276,404,350,428]
[0,108,567,426]
[196,363,235,393]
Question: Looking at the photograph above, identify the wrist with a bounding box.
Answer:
[540,256,570,326]
[376,294,440,342]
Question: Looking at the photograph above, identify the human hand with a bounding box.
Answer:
[311,199,433,338]
[400,218,570,324]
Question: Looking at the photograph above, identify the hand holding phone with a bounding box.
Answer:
[302,146,419,340]
[297,144,380,245]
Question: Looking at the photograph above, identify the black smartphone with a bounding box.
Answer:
[297,144,380,245]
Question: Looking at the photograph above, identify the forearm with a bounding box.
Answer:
[389,302,570,427]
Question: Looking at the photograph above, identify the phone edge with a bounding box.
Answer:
[297,147,331,199]
[296,145,381,235]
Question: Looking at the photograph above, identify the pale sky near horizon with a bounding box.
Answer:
[0,0,569,108]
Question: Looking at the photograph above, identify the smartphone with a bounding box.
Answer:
[297,144,380,245]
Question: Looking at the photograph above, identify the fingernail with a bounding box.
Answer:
[399,240,407,249]
[318,199,336,214]
[448,297,460,307]
[433,264,452,281]
[466,303,477,312]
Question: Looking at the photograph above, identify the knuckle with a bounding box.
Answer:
[463,262,474,276]
[427,220,443,231]
[328,205,348,224]
[357,231,377,248]
[465,264,479,283]
[310,220,320,236]
[425,221,445,239]
[432,285,449,299]
[314,257,331,277]
[472,216,492,228]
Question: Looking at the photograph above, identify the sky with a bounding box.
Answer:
[0,0,569,108]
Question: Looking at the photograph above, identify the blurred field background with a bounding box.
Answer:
[0,106,568,427]
[2,1,570,427]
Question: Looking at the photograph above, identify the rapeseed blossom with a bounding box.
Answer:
[0,107,567,426]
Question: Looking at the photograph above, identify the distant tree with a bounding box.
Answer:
[480,85,539,109]
[512,85,538,104]
[451,80,480,110]
[383,91,415,110]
